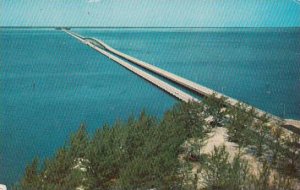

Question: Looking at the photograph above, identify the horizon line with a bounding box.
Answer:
[1,26,300,29]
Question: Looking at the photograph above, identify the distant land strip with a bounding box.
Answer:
[1,26,300,29]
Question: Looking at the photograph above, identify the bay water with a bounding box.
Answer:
[1,28,299,184]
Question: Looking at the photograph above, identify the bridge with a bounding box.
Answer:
[63,29,198,103]
[62,29,300,133]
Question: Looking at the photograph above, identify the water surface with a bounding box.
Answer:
[1,28,300,184]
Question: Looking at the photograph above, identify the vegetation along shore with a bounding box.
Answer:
[14,95,300,190]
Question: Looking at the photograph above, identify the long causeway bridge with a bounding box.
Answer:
[62,29,300,133]
[63,29,199,103]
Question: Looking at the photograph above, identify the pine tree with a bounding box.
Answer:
[203,94,228,127]
[20,157,40,190]
[227,103,254,146]
[69,123,89,159]
[252,115,270,157]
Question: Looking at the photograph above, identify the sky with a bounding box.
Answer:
[1,0,300,27]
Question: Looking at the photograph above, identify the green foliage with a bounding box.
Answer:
[252,117,270,157]
[227,103,255,146]
[202,94,227,127]
[254,161,271,190]
[202,145,230,189]
[248,160,297,190]
[41,148,74,189]
[69,124,89,158]
[19,125,90,190]
[269,126,284,165]
[18,97,299,189]
[202,146,249,190]
[19,101,209,189]
[280,134,300,177]
[271,174,295,190]
[20,158,41,190]
[116,110,190,189]
[164,101,207,138]
[87,123,125,189]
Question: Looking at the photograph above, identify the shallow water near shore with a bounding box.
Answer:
[1,28,300,184]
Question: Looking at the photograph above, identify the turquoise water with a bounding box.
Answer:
[1,28,300,184]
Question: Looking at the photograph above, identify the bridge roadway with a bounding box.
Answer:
[63,29,199,103]
[91,39,275,115]
[62,29,300,132]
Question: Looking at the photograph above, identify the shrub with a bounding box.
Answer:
[202,145,250,190]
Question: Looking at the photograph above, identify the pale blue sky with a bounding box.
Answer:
[1,0,300,27]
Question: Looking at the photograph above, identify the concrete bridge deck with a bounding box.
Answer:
[63,29,300,132]
[90,39,276,116]
[63,29,199,103]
